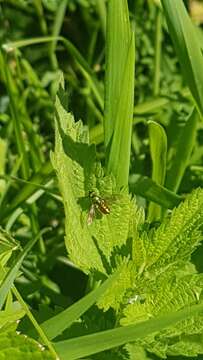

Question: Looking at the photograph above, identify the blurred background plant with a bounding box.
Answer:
[1,0,203,358]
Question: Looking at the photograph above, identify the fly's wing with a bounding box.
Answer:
[87,204,95,226]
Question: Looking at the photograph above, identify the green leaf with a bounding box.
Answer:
[148,121,167,186]
[0,330,53,360]
[161,0,203,116]
[129,175,183,209]
[166,108,198,192]
[121,271,203,325]
[118,188,203,358]
[53,301,203,360]
[49,0,68,69]
[148,121,167,221]
[41,270,120,340]
[121,271,203,358]
[125,344,153,360]
[153,7,162,96]
[97,258,137,311]
[104,0,135,188]
[0,301,25,328]
[51,80,136,274]
[1,53,30,180]
[0,229,46,309]
[0,227,19,268]
[51,82,104,273]
[0,138,7,195]
[134,97,170,115]
[166,334,203,357]
[146,187,203,269]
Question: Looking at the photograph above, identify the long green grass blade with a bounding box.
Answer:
[12,287,58,359]
[33,0,48,35]
[96,0,106,38]
[0,229,48,309]
[1,53,30,180]
[166,108,198,192]
[134,97,170,115]
[148,121,167,220]
[161,0,203,116]
[129,175,182,209]
[153,7,162,96]
[104,0,135,189]
[53,302,203,360]
[49,0,68,69]
[41,270,119,340]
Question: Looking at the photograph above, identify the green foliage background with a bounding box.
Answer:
[1,0,203,359]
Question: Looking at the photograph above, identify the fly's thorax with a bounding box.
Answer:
[89,191,101,204]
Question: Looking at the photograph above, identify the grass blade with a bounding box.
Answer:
[49,0,68,69]
[129,175,183,209]
[12,287,58,359]
[166,108,198,192]
[0,229,49,309]
[1,52,30,180]
[53,302,203,360]
[96,0,106,38]
[148,121,167,220]
[41,270,119,340]
[106,35,135,189]
[104,0,135,189]
[161,0,203,116]
[153,7,162,96]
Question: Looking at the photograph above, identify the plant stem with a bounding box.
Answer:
[13,286,58,359]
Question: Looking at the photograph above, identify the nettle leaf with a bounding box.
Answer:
[125,344,153,360]
[51,83,138,276]
[52,84,203,357]
[97,258,137,312]
[51,85,103,273]
[121,270,203,358]
[88,193,132,261]
[131,207,146,271]
[97,205,146,311]
[166,334,203,357]
[117,188,203,358]
[121,272,203,325]
[91,347,128,360]
[145,188,203,271]
[0,330,53,360]
[0,301,25,328]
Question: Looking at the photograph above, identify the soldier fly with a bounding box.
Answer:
[87,191,110,225]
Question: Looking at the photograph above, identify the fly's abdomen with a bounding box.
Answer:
[98,200,110,214]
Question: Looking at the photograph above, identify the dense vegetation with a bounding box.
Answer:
[1,0,203,359]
